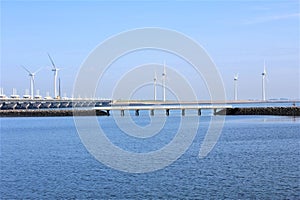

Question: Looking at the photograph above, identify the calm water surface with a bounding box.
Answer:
[1,114,299,199]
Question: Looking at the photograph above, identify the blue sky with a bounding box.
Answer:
[1,0,299,100]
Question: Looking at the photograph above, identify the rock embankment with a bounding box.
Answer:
[216,107,300,116]
[0,109,108,117]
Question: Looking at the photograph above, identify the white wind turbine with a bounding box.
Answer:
[262,61,267,101]
[21,66,42,99]
[153,71,157,101]
[162,61,166,102]
[47,53,60,98]
[234,73,238,101]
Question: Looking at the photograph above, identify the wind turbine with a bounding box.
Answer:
[234,73,238,101]
[162,61,166,102]
[21,66,42,99]
[47,53,60,99]
[262,61,267,101]
[153,71,157,101]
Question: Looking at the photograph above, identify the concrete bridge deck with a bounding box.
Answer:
[94,104,232,116]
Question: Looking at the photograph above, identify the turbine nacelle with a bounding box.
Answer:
[234,74,238,81]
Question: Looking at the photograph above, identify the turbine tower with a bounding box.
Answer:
[47,53,60,99]
[162,61,166,102]
[234,74,238,101]
[58,77,61,99]
[262,61,267,101]
[153,71,157,101]
[21,66,42,99]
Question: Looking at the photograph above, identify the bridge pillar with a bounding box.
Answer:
[182,109,185,116]
[213,108,217,115]
[121,110,124,116]
[198,109,201,116]
[166,109,170,116]
[150,109,154,116]
[135,109,139,116]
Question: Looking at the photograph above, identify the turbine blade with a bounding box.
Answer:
[47,53,56,69]
[21,65,32,74]
[266,71,269,82]
[34,67,44,74]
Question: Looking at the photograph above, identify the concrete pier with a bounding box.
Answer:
[198,109,201,116]
[150,109,154,116]
[166,109,170,116]
[181,109,185,116]
[135,109,139,116]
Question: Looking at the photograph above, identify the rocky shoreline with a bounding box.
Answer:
[0,109,108,117]
[216,107,300,116]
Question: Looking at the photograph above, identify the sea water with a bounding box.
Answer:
[1,114,299,199]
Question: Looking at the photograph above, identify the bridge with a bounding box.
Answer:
[94,104,232,116]
[1,98,296,116]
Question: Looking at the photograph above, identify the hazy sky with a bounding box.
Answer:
[1,0,299,100]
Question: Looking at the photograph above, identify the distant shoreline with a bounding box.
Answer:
[0,107,299,117]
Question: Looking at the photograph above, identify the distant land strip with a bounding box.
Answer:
[216,107,300,116]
